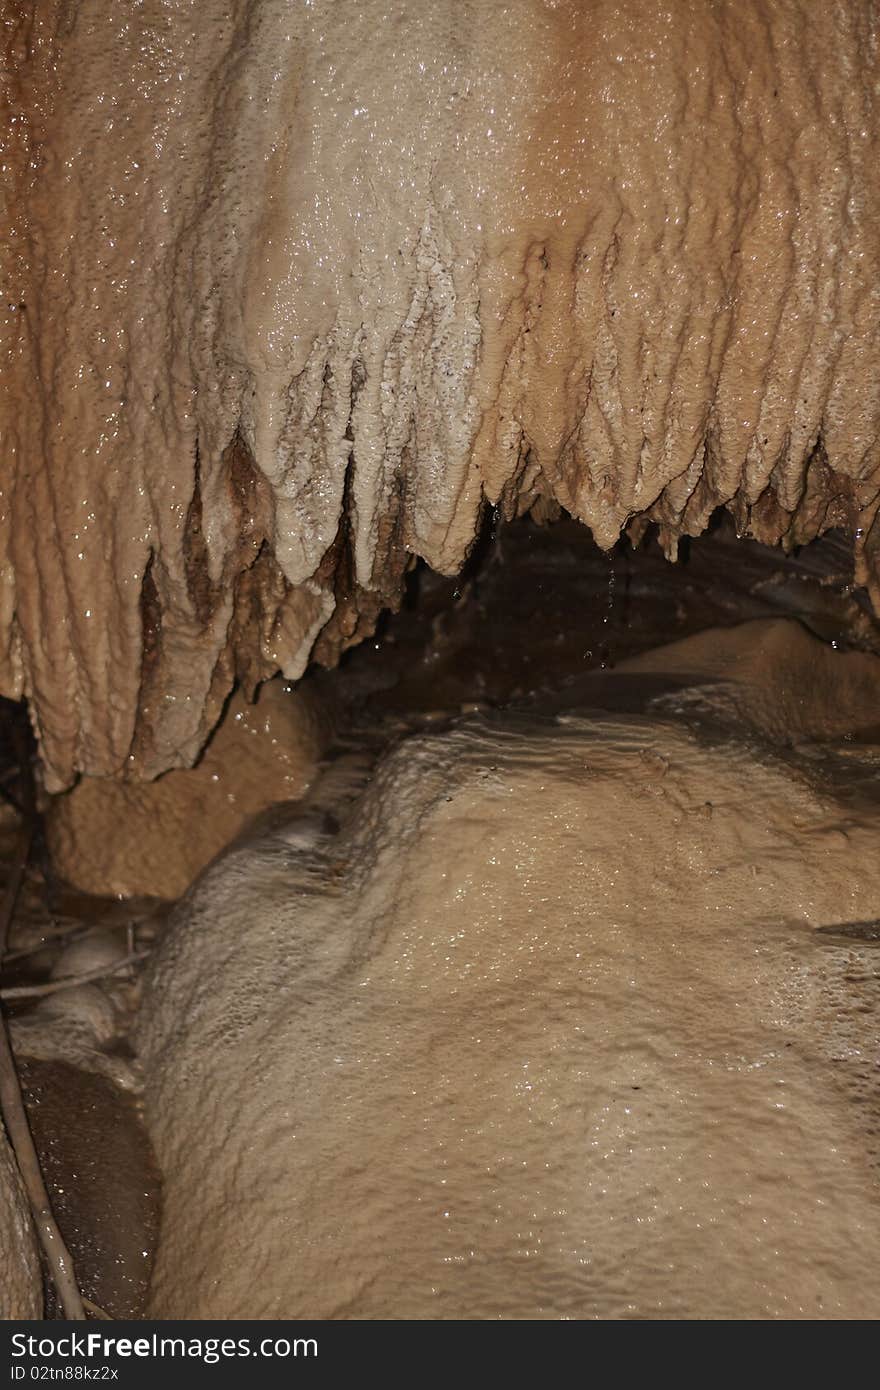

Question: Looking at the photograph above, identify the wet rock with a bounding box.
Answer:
[3,1,878,787]
[47,681,327,900]
[0,1126,42,1317]
[618,617,880,744]
[139,710,880,1319]
[17,1059,160,1320]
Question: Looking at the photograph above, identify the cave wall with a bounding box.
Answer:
[2,0,879,788]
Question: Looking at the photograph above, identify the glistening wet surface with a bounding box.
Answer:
[17,1060,159,1319]
[141,710,880,1318]
[2,515,880,1318]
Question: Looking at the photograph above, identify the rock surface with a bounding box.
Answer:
[17,1059,160,1319]
[3,0,879,787]
[0,1128,42,1318]
[613,616,880,744]
[139,701,880,1318]
[47,680,326,899]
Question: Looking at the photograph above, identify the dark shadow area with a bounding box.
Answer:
[321,511,876,729]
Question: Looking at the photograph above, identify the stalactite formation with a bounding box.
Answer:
[2,0,879,787]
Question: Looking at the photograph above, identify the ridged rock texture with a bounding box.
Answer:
[139,698,880,1318]
[3,0,879,788]
[0,1129,41,1317]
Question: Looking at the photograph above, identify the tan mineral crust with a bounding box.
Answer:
[140,703,880,1319]
[617,617,880,744]
[47,680,326,899]
[2,0,879,788]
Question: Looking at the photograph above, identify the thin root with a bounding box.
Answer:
[1,806,86,1319]
[83,1297,113,1321]
[1,950,151,1001]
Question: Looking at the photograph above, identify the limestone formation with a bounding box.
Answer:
[140,695,880,1318]
[3,0,878,788]
[47,680,326,899]
[617,617,880,744]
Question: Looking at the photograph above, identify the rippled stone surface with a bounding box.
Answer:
[3,2,879,786]
[140,696,880,1318]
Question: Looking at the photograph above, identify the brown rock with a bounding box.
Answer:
[3,1,878,786]
[47,682,326,899]
[620,617,880,745]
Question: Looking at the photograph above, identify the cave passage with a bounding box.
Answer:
[2,516,880,1319]
[4,0,880,1330]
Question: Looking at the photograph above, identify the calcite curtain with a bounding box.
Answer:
[2,0,878,788]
